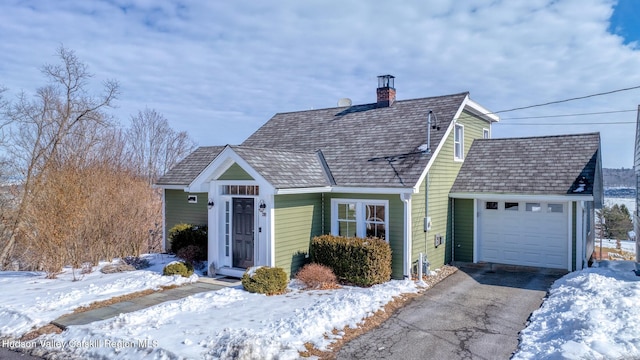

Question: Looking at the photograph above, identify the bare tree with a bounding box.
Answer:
[126,108,196,184]
[0,46,119,268]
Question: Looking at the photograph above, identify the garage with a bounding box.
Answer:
[449,133,603,272]
[478,200,568,269]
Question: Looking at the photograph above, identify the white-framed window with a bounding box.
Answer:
[187,195,198,203]
[332,199,389,240]
[483,128,490,139]
[454,123,464,161]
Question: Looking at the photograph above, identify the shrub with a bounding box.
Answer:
[168,223,207,261]
[122,256,151,270]
[241,267,288,295]
[295,263,339,290]
[311,235,392,287]
[162,261,194,277]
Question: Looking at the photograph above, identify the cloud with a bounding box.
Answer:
[0,0,638,167]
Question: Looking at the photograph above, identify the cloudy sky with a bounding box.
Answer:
[1,0,639,168]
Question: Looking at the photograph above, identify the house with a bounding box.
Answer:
[156,75,499,279]
[450,133,603,271]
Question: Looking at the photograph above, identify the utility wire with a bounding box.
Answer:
[493,84,640,114]
[500,109,637,120]
[499,121,635,126]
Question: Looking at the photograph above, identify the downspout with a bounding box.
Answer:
[401,193,412,279]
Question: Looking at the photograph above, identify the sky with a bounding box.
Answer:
[1,0,640,168]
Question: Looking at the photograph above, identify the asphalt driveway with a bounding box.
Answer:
[337,264,565,360]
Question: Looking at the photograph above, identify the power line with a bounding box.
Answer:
[500,109,637,120]
[498,121,634,126]
[492,85,640,114]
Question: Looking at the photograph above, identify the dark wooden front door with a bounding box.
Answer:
[232,198,254,269]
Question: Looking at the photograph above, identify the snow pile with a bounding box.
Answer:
[40,280,418,359]
[514,261,640,359]
[0,254,196,338]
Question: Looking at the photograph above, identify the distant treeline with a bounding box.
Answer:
[603,168,634,188]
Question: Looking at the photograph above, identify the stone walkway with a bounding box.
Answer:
[51,277,241,329]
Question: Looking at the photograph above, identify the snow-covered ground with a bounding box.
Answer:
[514,260,640,359]
[604,197,635,215]
[0,256,420,359]
[597,239,636,253]
[0,254,196,338]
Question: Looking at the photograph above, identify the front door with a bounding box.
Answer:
[232,198,254,269]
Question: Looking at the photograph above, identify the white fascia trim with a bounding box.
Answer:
[568,202,573,272]
[330,186,415,195]
[187,146,275,194]
[464,98,500,123]
[155,184,188,190]
[401,193,412,279]
[473,199,478,263]
[275,187,333,195]
[449,193,594,202]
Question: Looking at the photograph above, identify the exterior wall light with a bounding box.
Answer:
[259,200,267,214]
[207,199,215,209]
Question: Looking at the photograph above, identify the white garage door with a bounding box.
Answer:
[479,201,568,269]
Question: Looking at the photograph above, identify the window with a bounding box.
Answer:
[505,202,519,211]
[526,203,542,212]
[337,203,357,238]
[365,204,386,239]
[485,201,498,210]
[222,185,259,195]
[333,200,388,240]
[224,201,230,256]
[187,195,198,203]
[483,128,490,139]
[548,204,563,213]
[454,124,464,161]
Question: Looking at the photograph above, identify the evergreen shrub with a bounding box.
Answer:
[162,261,194,277]
[310,234,392,287]
[168,223,207,261]
[241,266,288,295]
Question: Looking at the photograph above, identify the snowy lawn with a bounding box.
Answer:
[514,260,640,359]
[0,255,422,359]
[37,278,419,359]
[0,254,196,338]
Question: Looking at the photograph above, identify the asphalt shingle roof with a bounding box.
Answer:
[230,146,331,188]
[242,93,470,188]
[450,133,600,195]
[155,146,224,186]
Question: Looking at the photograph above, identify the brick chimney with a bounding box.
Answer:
[376,75,396,107]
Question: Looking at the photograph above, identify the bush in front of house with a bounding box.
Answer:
[310,234,392,287]
[295,263,339,290]
[168,223,207,261]
[241,266,288,295]
[162,261,194,277]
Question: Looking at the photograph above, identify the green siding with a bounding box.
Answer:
[274,193,323,278]
[164,189,208,250]
[412,111,489,270]
[324,193,405,279]
[453,199,474,262]
[217,163,254,180]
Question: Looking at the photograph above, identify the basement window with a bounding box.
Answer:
[485,201,498,210]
